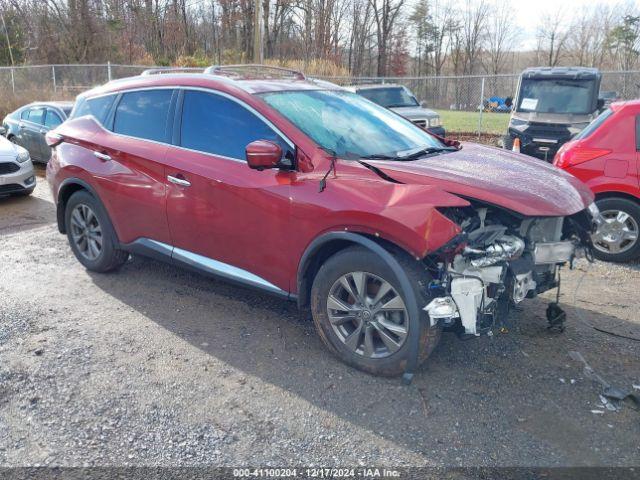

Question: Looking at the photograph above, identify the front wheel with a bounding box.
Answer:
[592,197,640,262]
[310,246,440,376]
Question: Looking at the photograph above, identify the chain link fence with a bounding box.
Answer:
[1,64,639,135]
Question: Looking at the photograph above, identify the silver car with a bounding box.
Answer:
[0,135,35,197]
[1,101,73,163]
[345,84,445,137]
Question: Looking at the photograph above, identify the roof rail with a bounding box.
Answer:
[203,64,306,80]
[140,67,205,76]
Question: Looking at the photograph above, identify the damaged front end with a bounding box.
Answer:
[424,201,598,336]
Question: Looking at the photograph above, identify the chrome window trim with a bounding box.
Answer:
[80,85,295,164]
[127,238,287,297]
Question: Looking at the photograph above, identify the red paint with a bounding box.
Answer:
[554,100,640,200]
[48,74,594,296]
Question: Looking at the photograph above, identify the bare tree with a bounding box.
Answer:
[369,0,404,76]
[484,0,518,75]
[536,7,570,67]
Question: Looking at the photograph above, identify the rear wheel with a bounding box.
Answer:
[592,197,640,262]
[64,190,128,272]
[310,246,441,376]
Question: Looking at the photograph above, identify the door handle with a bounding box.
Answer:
[39,129,47,134]
[93,151,111,161]
[167,175,191,187]
[19,124,25,129]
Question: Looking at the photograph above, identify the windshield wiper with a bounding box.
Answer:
[359,153,400,160]
[361,146,457,162]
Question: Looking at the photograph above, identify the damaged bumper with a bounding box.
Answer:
[423,203,597,336]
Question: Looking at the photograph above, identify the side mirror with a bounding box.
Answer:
[596,98,605,111]
[246,140,282,170]
[420,100,428,108]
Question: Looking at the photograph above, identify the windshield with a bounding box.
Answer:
[356,87,419,108]
[260,90,446,158]
[517,78,596,114]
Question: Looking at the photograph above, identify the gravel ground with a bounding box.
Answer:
[0,168,639,468]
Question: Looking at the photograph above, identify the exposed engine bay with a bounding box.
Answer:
[423,201,599,336]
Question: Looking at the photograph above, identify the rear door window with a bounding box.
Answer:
[27,108,45,125]
[113,90,173,143]
[179,90,286,160]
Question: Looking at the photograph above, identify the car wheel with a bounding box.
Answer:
[500,134,514,150]
[592,197,640,262]
[310,246,441,376]
[64,190,129,272]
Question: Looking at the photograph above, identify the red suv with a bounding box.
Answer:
[47,65,597,378]
[554,100,640,262]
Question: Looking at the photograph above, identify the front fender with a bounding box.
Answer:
[291,177,469,261]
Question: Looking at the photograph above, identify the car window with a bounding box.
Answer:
[27,108,45,124]
[357,87,419,108]
[180,90,285,160]
[72,94,116,126]
[113,89,173,143]
[574,108,614,140]
[20,109,29,120]
[45,110,63,129]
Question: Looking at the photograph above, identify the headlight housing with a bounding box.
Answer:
[429,117,441,127]
[16,148,30,163]
[509,118,527,130]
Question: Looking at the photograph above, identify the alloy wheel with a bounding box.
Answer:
[326,271,408,359]
[70,204,103,261]
[592,209,639,255]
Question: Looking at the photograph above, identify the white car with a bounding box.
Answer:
[0,136,35,197]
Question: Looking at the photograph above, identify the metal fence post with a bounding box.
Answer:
[477,76,485,138]
[52,65,57,93]
[107,61,112,82]
[10,67,15,94]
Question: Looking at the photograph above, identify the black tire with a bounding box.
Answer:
[64,190,128,272]
[501,134,514,150]
[310,246,441,376]
[592,197,640,263]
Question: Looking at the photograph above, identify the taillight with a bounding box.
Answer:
[45,131,64,148]
[554,146,610,169]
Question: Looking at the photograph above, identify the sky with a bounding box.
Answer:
[515,0,639,50]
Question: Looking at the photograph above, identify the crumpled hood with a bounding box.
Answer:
[368,143,594,217]
[390,106,438,119]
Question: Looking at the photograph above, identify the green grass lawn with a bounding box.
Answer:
[436,109,510,135]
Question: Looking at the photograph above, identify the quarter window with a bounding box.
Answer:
[113,89,173,143]
[45,110,63,129]
[180,90,285,160]
[73,94,116,126]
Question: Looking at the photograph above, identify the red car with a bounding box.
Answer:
[47,65,597,378]
[554,100,640,262]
